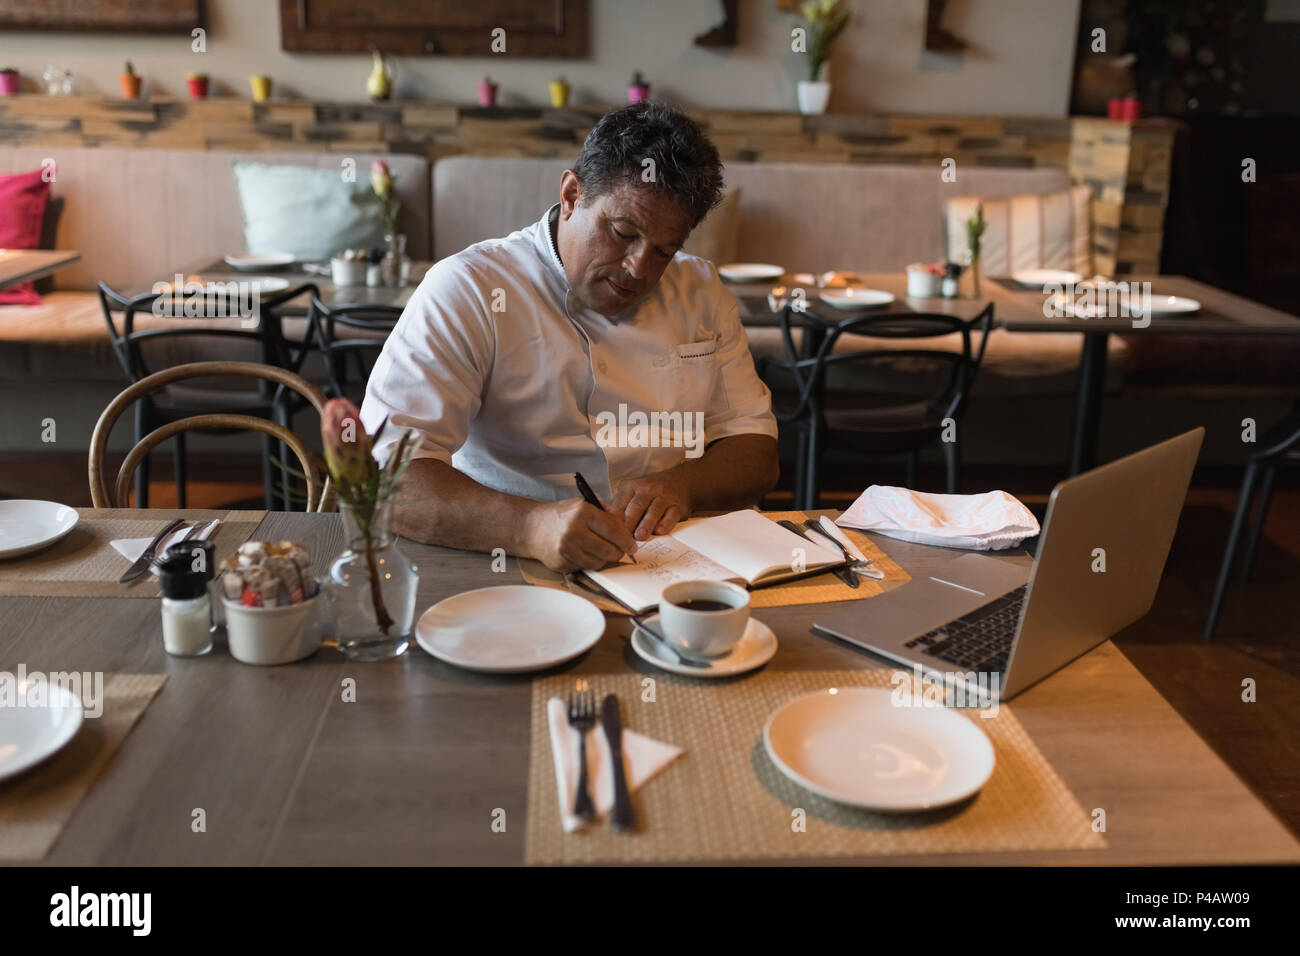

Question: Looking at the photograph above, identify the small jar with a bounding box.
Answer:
[164,540,217,633]
[158,553,213,657]
[941,262,963,298]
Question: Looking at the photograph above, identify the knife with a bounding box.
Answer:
[805,518,885,580]
[601,694,636,832]
[119,518,185,584]
[778,519,858,588]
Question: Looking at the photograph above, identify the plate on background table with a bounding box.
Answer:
[818,288,895,310]
[224,251,295,271]
[763,687,995,812]
[0,679,83,783]
[415,585,605,673]
[718,262,785,284]
[244,276,291,294]
[1010,268,1082,289]
[1148,294,1202,316]
[0,500,79,560]
[631,614,777,678]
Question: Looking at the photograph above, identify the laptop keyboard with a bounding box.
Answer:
[902,585,1028,675]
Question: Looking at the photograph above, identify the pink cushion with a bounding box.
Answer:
[0,168,51,305]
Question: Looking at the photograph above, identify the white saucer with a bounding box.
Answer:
[0,679,84,782]
[718,262,785,283]
[0,500,79,560]
[244,276,291,294]
[1011,268,1082,289]
[415,585,605,674]
[630,615,777,678]
[224,251,295,271]
[818,288,895,310]
[763,687,995,811]
[1148,294,1202,316]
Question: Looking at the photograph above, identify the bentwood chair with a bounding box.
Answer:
[758,302,995,510]
[1204,403,1300,639]
[89,361,330,512]
[307,294,402,402]
[97,280,319,510]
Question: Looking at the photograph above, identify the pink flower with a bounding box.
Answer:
[321,398,372,489]
[370,159,393,198]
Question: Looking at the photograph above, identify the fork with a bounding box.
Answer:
[567,680,597,823]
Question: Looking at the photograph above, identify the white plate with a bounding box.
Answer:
[1011,268,1082,289]
[244,276,291,294]
[818,288,895,310]
[718,263,785,283]
[224,251,295,271]
[0,679,84,782]
[0,500,79,560]
[1149,294,1201,316]
[763,687,995,812]
[631,615,777,678]
[415,585,606,673]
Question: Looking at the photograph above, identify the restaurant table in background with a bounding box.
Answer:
[0,249,80,291]
[2,508,1296,866]
[151,259,430,313]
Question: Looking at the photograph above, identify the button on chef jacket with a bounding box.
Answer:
[359,204,778,502]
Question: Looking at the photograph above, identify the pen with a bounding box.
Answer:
[574,472,638,564]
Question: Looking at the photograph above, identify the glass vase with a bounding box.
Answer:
[326,498,418,660]
[380,233,407,287]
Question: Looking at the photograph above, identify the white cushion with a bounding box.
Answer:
[945,186,1091,277]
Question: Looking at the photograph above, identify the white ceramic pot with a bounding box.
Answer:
[223,593,323,665]
[797,80,831,115]
[330,258,367,286]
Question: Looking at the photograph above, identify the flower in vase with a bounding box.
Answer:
[322,398,374,495]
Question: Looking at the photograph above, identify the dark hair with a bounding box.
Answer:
[572,101,724,229]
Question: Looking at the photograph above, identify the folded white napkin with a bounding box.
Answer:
[110,521,218,576]
[546,697,682,833]
[835,485,1039,551]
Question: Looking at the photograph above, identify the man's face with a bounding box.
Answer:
[555,171,693,317]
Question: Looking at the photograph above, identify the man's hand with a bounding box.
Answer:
[612,470,693,541]
[523,498,640,573]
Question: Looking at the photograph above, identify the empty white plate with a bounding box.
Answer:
[0,679,84,782]
[718,263,785,283]
[1011,268,1082,289]
[415,585,606,673]
[1148,295,1202,316]
[0,500,79,560]
[244,276,291,294]
[818,288,895,310]
[631,615,777,678]
[764,687,995,812]
[224,251,295,271]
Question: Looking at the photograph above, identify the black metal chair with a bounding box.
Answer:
[97,280,319,510]
[308,294,403,402]
[1204,404,1300,639]
[758,302,994,510]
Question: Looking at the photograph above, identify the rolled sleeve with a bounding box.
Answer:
[701,290,778,445]
[360,260,496,464]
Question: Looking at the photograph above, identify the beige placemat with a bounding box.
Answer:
[519,511,909,613]
[0,509,265,598]
[525,668,1107,864]
[0,673,167,861]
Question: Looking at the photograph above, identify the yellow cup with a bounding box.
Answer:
[250,75,273,102]
[548,80,570,108]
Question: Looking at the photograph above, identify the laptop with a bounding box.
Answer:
[811,428,1204,700]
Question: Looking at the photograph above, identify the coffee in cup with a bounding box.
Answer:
[658,580,751,657]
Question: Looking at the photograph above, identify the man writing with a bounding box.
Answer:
[360,102,779,572]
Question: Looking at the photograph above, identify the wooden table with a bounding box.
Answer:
[734,273,1300,475]
[158,259,429,313]
[0,249,80,291]
[4,509,1296,866]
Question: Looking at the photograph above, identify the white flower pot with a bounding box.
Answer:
[797,80,831,115]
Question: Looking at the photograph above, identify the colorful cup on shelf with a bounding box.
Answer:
[185,73,209,99]
[250,75,273,102]
[478,77,498,108]
[627,71,650,104]
[0,70,19,96]
[548,76,570,108]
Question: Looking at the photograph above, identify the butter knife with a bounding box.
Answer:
[119,518,185,584]
[778,519,858,589]
[601,694,636,832]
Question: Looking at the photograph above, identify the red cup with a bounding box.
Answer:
[186,76,209,99]
[1107,97,1124,120]
[1120,97,1142,121]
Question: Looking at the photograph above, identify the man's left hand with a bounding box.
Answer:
[611,470,693,541]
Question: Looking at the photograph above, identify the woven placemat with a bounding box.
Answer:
[0,509,265,598]
[0,673,167,861]
[519,511,909,613]
[525,668,1106,864]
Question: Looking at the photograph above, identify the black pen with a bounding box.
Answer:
[574,471,638,564]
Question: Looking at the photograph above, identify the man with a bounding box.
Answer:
[360,102,779,572]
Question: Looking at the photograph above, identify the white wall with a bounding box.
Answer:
[0,0,1079,116]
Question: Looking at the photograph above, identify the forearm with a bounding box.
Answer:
[390,457,540,555]
[671,434,780,512]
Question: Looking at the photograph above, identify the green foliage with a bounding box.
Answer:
[801,0,851,82]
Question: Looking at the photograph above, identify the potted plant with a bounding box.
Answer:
[120,61,142,100]
[249,74,273,102]
[627,70,650,104]
[365,46,392,101]
[0,68,19,97]
[797,0,851,115]
[477,75,498,108]
[185,71,209,100]
[548,74,570,108]
[964,203,986,297]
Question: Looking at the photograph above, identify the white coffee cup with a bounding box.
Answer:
[658,580,751,658]
[223,593,322,665]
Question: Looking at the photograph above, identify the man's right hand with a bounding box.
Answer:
[524,498,640,573]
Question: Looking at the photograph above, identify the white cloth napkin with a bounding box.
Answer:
[110,521,218,576]
[835,485,1040,551]
[546,697,682,833]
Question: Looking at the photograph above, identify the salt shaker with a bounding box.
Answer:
[158,552,213,657]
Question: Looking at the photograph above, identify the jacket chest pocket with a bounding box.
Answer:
[652,336,720,419]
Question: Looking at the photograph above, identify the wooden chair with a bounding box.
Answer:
[308,293,402,402]
[89,361,330,511]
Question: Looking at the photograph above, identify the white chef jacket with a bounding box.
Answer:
[359,204,777,502]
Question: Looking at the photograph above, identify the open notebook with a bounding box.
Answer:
[580,510,846,614]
